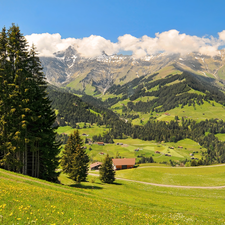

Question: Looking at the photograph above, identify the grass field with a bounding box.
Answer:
[157,101,225,122]
[56,116,208,167]
[215,133,225,142]
[110,98,225,127]
[1,167,225,224]
[57,123,109,139]
[115,164,225,186]
[130,100,225,125]
[87,138,205,164]
[56,123,206,164]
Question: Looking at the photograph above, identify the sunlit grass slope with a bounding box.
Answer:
[115,164,225,186]
[57,123,109,139]
[1,168,225,224]
[125,100,225,125]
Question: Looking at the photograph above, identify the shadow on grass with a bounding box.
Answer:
[112,181,122,185]
[69,183,103,189]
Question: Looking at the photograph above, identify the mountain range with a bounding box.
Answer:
[40,46,225,95]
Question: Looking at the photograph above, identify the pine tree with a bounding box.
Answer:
[26,44,60,181]
[0,26,12,169]
[61,130,89,183]
[99,154,115,184]
[0,24,60,181]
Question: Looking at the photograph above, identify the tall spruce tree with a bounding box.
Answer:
[61,130,89,183]
[99,154,115,184]
[0,27,9,168]
[0,24,60,181]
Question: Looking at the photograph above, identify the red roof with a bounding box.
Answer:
[112,158,135,166]
[90,162,102,168]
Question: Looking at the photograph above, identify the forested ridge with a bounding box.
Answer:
[107,72,225,113]
[47,85,121,129]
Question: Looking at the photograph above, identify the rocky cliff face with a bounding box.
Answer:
[40,47,225,94]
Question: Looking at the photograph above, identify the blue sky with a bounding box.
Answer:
[1,0,224,39]
[1,0,225,57]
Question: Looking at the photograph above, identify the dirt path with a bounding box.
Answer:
[89,170,225,189]
[137,163,225,169]
[2,168,225,190]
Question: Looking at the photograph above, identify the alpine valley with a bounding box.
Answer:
[43,46,225,165]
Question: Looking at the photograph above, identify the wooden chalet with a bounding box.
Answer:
[90,162,102,170]
[97,142,104,146]
[112,158,135,170]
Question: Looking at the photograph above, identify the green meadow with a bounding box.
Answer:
[115,164,225,186]
[87,138,205,163]
[157,101,225,122]
[1,166,225,224]
[215,133,225,142]
[110,98,225,125]
[57,123,109,139]
[56,122,206,163]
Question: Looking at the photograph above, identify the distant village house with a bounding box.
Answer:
[97,142,104,146]
[112,158,135,170]
[90,162,102,170]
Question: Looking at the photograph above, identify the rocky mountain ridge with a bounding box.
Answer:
[40,46,225,94]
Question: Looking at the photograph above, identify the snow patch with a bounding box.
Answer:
[68,55,77,68]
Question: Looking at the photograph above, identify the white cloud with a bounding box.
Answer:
[25,33,77,57]
[218,30,225,41]
[199,46,219,57]
[25,29,225,58]
[75,35,119,58]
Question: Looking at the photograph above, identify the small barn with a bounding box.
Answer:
[112,158,135,170]
[97,142,104,146]
[90,162,102,170]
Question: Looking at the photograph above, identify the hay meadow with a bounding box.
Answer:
[1,164,225,224]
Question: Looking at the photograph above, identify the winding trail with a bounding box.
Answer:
[89,173,225,189]
[1,165,225,190]
[90,163,225,189]
[137,163,225,169]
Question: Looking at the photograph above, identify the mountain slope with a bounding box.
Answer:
[47,85,120,128]
[41,47,225,94]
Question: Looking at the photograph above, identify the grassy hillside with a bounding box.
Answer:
[115,164,225,186]
[84,138,205,163]
[106,70,225,125]
[111,99,225,125]
[1,166,225,224]
[57,123,109,139]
